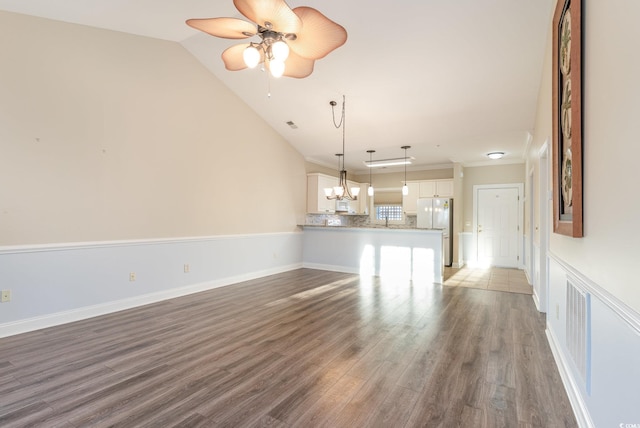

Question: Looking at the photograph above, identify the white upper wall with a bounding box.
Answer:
[528,0,640,312]
[0,11,307,245]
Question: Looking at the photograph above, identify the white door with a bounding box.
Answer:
[476,187,520,267]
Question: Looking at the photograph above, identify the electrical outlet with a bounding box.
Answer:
[129,272,136,282]
[184,264,190,273]
[1,290,10,303]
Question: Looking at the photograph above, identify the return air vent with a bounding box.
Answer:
[566,277,591,391]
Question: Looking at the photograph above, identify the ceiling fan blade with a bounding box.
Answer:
[221,43,264,71]
[281,51,315,78]
[289,7,347,60]
[234,0,302,34]
[186,17,256,39]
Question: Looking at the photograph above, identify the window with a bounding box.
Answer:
[375,205,403,221]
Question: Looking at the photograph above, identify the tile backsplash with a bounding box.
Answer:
[304,214,416,229]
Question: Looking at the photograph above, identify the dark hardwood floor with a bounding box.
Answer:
[0,268,577,427]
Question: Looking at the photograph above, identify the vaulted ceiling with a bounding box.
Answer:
[0,0,554,173]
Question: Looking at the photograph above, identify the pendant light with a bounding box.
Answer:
[401,145,411,196]
[325,96,360,200]
[367,150,375,196]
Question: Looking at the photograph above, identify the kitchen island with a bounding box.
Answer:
[302,226,444,283]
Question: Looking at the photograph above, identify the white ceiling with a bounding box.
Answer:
[0,0,554,174]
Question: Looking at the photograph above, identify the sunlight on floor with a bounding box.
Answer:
[444,266,532,295]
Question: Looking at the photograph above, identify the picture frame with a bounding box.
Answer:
[552,0,583,237]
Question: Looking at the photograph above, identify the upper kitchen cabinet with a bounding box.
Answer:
[307,173,338,213]
[403,179,454,215]
[348,181,369,214]
[307,173,367,214]
[402,182,420,215]
[419,179,453,198]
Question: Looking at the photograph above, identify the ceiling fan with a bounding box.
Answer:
[186,0,347,78]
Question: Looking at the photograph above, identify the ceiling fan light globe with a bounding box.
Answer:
[269,58,285,78]
[271,41,290,61]
[243,45,261,68]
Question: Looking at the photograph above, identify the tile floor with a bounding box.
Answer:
[443,266,533,295]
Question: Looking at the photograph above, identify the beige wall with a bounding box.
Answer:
[526,0,640,312]
[462,163,525,232]
[305,161,339,177]
[0,12,306,245]
[352,168,454,187]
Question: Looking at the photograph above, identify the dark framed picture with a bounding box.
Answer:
[552,0,583,237]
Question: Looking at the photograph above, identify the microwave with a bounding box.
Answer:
[335,200,350,212]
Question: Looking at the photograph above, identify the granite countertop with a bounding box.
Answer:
[301,225,444,233]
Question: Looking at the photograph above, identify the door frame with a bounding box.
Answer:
[472,183,524,269]
[537,141,550,313]
[528,166,536,286]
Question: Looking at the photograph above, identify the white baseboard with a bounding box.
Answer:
[301,262,361,275]
[532,291,541,312]
[546,328,595,428]
[524,267,533,285]
[1,263,302,338]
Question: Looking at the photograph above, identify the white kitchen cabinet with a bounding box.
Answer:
[419,179,453,198]
[358,183,370,214]
[402,182,420,215]
[307,174,365,214]
[418,181,436,198]
[404,179,454,214]
[434,179,453,197]
[347,180,368,214]
[307,173,338,213]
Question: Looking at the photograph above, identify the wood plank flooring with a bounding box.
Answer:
[0,268,577,427]
[444,267,534,295]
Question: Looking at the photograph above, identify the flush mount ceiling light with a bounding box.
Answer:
[186,0,347,79]
[324,96,360,201]
[364,157,415,168]
[487,151,505,160]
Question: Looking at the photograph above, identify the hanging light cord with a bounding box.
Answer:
[404,147,407,184]
[331,95,346,170]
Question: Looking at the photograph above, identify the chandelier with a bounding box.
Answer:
[325,96,360,201]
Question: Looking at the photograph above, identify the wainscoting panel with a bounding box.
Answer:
[0,232,303,337]
[531,241,541,311]
[547,252,640,427]
[460,232,473,266]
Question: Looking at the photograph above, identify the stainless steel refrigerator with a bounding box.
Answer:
[417,198,453,266]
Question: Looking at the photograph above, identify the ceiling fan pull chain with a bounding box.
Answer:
[266,67,272,98]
